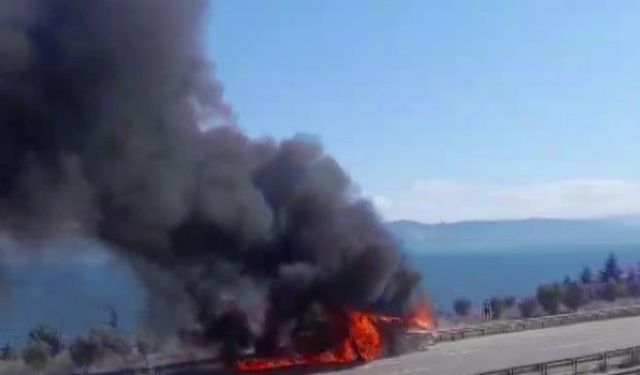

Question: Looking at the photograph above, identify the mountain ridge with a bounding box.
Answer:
[387,216,640,253]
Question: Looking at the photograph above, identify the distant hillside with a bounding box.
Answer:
[387,216,640,252]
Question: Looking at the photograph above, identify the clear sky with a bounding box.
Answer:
[206,1,640,223]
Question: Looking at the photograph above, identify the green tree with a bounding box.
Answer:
[600,253,623,283]
[601,281,626,302]
[452,298,472,316]
[0,342,16,361]
[69,338,99,374]
[489,297,506,319]
[22,341,50,373]
[562,282,587,311]
[626,268,637,284]
[580,266,593,284]
[28,325,62,356]
[88,328,131,358]
[627,268,640,296]
[536,283,562,315]
[107,306,119,330]
[518,298,538,318]
[503,296,516,308]
[136,331,158,368]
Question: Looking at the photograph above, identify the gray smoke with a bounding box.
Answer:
[0,0,421,357]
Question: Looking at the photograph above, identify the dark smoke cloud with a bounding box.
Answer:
[0,0,421,355]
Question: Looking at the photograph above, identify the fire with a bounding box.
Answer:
[234,311,378,372]
[405,300,435,331]
[234,303,435,372]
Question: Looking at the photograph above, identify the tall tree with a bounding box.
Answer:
[489,297,506,319]
[562,282,587,311]
[626,268,639,296]
[452,298,472,317]
[580,266,593,284]
[536,283,562,315]
[107,306,119,330]
[626,268,637,284]
[600,253,622,283]
[518,298,538,318]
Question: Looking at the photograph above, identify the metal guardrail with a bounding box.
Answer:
[613,368,640,375]
[474,345,640,375]
[436,304,640,343]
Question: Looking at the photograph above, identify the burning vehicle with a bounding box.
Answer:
[232,301,436,372]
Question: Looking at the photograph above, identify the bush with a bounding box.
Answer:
[580,266,593,284]
[562,282,587,311]
[452,298,472,316]
[89,328,131,358]
[503,296,516,308]
[69,338,99,374]
[22,341,50,371]
[28,325,62,356]
[537,283,562,315]
[601,281,626,302]
[136,331,159,367]
[518,297,538,318]
[600,253,623,283]
[489,297,506,319]
[0,343,17,361]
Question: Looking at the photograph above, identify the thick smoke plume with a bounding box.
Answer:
[0,0,421,357]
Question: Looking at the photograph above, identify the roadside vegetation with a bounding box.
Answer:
[0,309,162,375]
[450,253,640,322]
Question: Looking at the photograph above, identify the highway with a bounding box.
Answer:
[326,315,640,375]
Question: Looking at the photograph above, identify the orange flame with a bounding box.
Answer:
[234,311,378,372]
[405,300,435,331]
[234,303,435,372]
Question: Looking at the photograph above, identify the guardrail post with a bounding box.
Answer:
[572,358,577,375]
[602,353,608,371]
[540,363,547,375]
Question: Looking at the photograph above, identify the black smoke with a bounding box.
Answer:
[0,0,422,357]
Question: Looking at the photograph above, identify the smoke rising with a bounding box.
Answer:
[0,0,422,356]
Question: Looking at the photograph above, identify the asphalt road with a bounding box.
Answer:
[326,315,640,375]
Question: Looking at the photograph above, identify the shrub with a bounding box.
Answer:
[601,281,626,302]
[537,283,562,315]
[503,296,516,308]
[489,297,506,319]
[562,282,587,311]
[28,325,62,356]
[626,268,639,296]
[22,341,50,371]
[136,331,159,367]
[107,307,119,330]
[452,298,472,316]
[0,342,16,361]
[600,253,623,283]
[518,297,538,318]
[580,266,593,284]
[69,338,99,374]
[89,328,131,358]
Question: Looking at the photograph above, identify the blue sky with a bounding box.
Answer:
[206,1,640,223]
